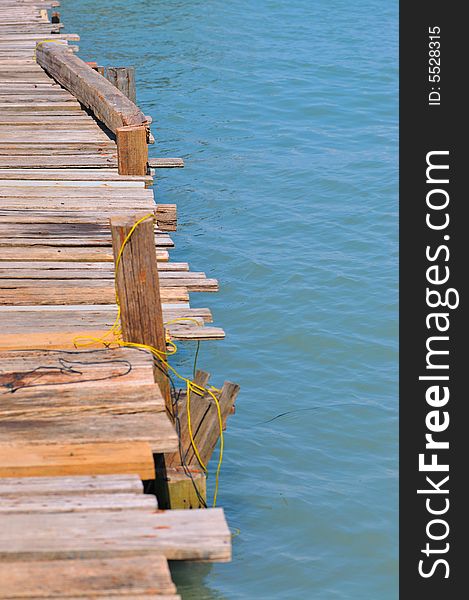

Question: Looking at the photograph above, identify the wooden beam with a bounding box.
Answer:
[116,124,148,176]
[110,215,171,414]
[35,42,147,133]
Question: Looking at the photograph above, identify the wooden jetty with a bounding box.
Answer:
[0,1,238,597]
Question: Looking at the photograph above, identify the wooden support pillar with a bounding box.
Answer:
[110,215,171,415]
[106,67,136,104]
[116,125,148,176]
[154,464,206,509]
[51,11,60,34]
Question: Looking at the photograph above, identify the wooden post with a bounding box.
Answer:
[86,63,106,76]
[51,11,60,34]
[106,67,136,104]
[116,125,148,176]
[110,215,171,415]
[154,464,207,509]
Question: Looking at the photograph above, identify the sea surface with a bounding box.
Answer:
[61,1,398,597]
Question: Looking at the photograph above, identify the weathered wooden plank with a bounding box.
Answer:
[0,94,76,102]
[0,382,165,414]
[36,42,147,132]
[148,157,184,168]
[0,508,231,561]
[0,411,178,451]
[0,206,156,217]
[0,347,154,372]
[0,155,118,168]
[0,279,189,306]
[0,555,178,599]
[0,209,160,221]
[0,285,188,306]
[0,237,173,248]
[0,168,152,183]
[0,261,188,272]
[0,223,171,241]
[0,349,155,393]
[0,442,156,480]
[0,369,160,424]
[0,326,223,351]
[0,180,147,188]
[0,493,157,514]
[0,143,117,155]
[0,34,79,41]
[0,102,82,111]
[0,132,112,143]
[0,474,144,497]
[0,185,153,198]
[0,247,169,262]
[0,268,208,282]
[0,114,97,121]
[0,305,212,329]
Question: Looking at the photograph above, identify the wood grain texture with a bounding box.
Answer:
[0,442,156,479]
[111,215,171,412]
[0,474,144,497]
[0,555,179,598]
[0,508,231,561]
[116,125,148,176]
[106,66,136,104]
[0,492,157,514]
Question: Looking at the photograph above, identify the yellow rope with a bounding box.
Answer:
[73,214,225,507]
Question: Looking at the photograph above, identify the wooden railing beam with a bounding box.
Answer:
[35,43,147,133]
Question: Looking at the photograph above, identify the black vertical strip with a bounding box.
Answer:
[400,2,466,596]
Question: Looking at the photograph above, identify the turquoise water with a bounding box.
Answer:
[61,1,398,597]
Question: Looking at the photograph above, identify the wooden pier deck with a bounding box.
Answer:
[0,1,235,597]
